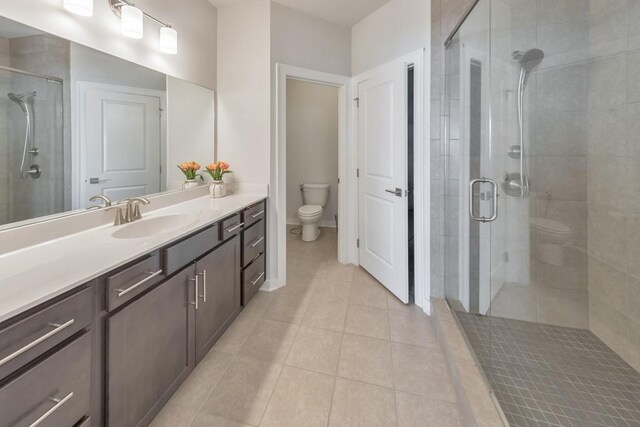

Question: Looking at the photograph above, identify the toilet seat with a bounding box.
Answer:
[297,205,323,217]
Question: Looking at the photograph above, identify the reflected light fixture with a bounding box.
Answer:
[120,4,144,39]
[160,26,178,55]
[63,0,94,17]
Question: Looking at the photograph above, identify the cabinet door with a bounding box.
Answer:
[107,266,196,427]
[194,235,241,362]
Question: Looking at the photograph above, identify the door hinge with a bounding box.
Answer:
[353,97,360,108]
[357,238,360,248]
[356,168,360,178]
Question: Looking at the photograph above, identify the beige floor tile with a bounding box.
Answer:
[321,260,355,283]
[391,342,456,402]
[302,297,348,331]
[388,310,438,348]
[214,315,259,354]
[191,412,252,427]
[241,291,275,318]
[201,354,283,425]
[286,326,343,375]
[329,378,397,427]
[260,366,335,427]
[169,350,234,409]
[312,279,352,301]
[240,319,298,364]
[344,304,390,340]
[396,391,463,427]
[262,292,310,324]
[338,334,394,388]
[349,278,388,309]
[387,294,424,314]
[150,402,197,427]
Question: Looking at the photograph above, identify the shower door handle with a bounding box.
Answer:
[469,178,498,223]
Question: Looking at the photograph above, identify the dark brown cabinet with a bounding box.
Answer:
[107,266,195,427]
[194,235,241,362]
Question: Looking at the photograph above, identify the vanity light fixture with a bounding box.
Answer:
[109,0,178,53]
[64,0,94,17]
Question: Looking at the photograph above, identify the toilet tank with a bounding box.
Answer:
[301,183,330,206]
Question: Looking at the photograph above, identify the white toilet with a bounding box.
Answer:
[297,183,330,242]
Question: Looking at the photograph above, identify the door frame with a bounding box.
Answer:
[272,64,352,291]
[351,49,429,313]
[72,81,167,209]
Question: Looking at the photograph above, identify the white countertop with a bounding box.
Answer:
[0,192,267,323]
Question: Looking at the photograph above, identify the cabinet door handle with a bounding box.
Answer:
[29,391,74,427]
[190,275,199,310]
[226,222,244,233]
[198,270,207,303]
[251,210,265,219]
[251,272,265,286]
[115,269,163,298]
[0,319,75,367]
[250,236,265,248]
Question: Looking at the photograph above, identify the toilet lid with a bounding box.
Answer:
[530,217,570,234]
[298,205,323,216]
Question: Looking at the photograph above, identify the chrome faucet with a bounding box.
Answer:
[130,197,150,221]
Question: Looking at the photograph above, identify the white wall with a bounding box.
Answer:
[286,79,339,226]
[0,0,217,89]
[216,1,271,185]
[270,3,351,76]
[351,0,429,75]
[166,76,216,190]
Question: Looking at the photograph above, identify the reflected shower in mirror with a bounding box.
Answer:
[0,15,215,229]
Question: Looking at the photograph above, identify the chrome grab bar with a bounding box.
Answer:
[0,319,75,367]
[115,270,163,297]
[250,236,265,248]
[251,210,265,219]
[29,392,74,427]
[190,275,199,310]
[198,270,207,303]
[469,178,498,223]
[251,272,265,286]
[226,222,244,233]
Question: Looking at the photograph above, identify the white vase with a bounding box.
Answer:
[209,180,226,198]
[183,179,199,190]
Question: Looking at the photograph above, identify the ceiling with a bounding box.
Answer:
[208,0,390,27]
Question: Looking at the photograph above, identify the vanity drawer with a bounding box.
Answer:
[243,219,265,267]
[0,331,92,427]
[243,201,266,228]
[0,287,93,381]
[220,213,244,241]
[107,252,165,311]
[242,254,265,306]
[164,224,220,276]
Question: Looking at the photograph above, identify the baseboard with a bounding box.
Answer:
[286,218,337,228]
[259,279,285,293]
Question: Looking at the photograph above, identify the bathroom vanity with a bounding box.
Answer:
[0,195,267,427]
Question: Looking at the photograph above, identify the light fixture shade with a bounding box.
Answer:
[63,0,93,16]
[160,27,178,54]
[121,5,143,39]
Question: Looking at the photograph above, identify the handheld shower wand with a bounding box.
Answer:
[8,91,39,179]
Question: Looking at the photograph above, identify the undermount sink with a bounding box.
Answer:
[111,213,199,239]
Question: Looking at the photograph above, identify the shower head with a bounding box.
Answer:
[518,49,544,72]
[7,91,35,114]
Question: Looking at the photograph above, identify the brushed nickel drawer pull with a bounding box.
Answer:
[0,319,75,367]
[190,275,199,310]
[115,269,163,297]
[251,272,265,286]
[198,270,207,303]
[250,236,265,248]
[29,392,74,427]
[251,210,265,218]
[226,222,244,233]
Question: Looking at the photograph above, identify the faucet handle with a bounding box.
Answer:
[105,205,126,225]
[89,195,112,208]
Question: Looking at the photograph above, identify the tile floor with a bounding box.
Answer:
[151,226,463,427]
[458,312,640,427]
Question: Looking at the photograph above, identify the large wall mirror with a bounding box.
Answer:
[0,15,215,230]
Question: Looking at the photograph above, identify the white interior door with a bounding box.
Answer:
[358,62,409,303]
[79,83,162,207]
